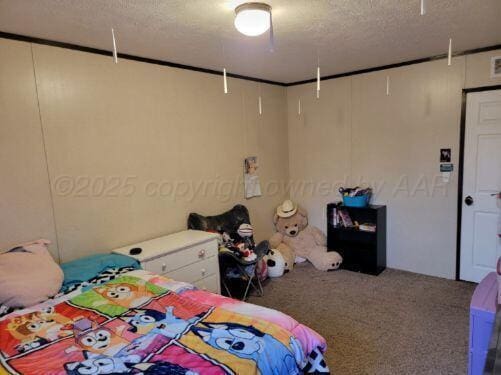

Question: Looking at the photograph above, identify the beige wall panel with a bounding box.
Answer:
[241,83,289,237]
[32,45,287,262]
[287,78,352,231]
[286,57,466,279]
[0,39,59,260]
[351,58,465,279]
[465,49,501,88]
[5,36,494,276]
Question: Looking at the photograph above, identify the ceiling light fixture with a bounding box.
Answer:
[234,2,272,37]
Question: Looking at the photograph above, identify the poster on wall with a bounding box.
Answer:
[492,56,501,78]
[244,156,262,199]
[440,148,451,163]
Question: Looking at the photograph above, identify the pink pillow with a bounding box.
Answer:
[0,239,63,308]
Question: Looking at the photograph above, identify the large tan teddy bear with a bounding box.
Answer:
[269,200,343,271]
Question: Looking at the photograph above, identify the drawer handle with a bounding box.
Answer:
[198,249,206,258]
[162,263,166,272]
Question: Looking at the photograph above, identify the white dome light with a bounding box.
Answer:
[234,3,271,37]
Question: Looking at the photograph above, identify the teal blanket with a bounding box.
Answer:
[60,253,140,292]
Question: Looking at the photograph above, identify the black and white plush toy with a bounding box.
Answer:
[265,249,285,278]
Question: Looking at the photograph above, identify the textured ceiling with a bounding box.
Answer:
[0,0,500,83]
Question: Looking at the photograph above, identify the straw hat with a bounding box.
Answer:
[276,200,298,218]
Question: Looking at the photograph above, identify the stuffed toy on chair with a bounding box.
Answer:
[269,200,343,271]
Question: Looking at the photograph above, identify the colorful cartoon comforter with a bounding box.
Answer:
[0,270,329,374]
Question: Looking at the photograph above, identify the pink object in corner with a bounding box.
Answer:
[498,257,501,305]
[0,239,63,308]
[469,272,498,375]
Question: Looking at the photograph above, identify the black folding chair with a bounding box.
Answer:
[218,240,268,300]
[187,204,269,300]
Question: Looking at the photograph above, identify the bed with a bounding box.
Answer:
[0,267,329,374]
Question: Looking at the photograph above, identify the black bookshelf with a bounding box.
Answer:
[327,203,386,275]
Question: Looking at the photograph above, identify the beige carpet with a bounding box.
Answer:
[248,263,475,375]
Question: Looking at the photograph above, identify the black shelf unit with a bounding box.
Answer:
[327,203,386,275]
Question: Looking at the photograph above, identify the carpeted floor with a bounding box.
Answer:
[248,263,475,375]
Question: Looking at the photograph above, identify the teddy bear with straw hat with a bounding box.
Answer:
[270,200,343,271]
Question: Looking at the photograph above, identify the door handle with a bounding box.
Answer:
[465,196,474,206]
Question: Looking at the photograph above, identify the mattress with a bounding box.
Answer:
[0,270,329,374]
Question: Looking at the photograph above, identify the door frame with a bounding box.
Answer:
[456,84,501,281]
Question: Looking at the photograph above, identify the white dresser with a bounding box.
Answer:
[111,230,220,294]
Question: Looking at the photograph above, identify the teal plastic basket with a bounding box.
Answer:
[343,194,370,207]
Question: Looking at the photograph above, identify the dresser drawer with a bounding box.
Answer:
[141,240,218,275]
[193,273,220,294]
[164,258,219,284]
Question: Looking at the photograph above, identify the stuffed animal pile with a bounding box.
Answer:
[214,223,257,262]
[270,200,343,271]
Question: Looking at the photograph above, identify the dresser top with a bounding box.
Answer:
[111,230,218,262]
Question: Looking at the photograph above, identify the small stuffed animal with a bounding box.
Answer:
[237,223,254,238]
[265,249,285,278]
[217,223,258,262]
[225,223,256,261]
[270,200,343,272]
[221,232,233,244]
[234,242,257,261]
[236,223,255,251]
